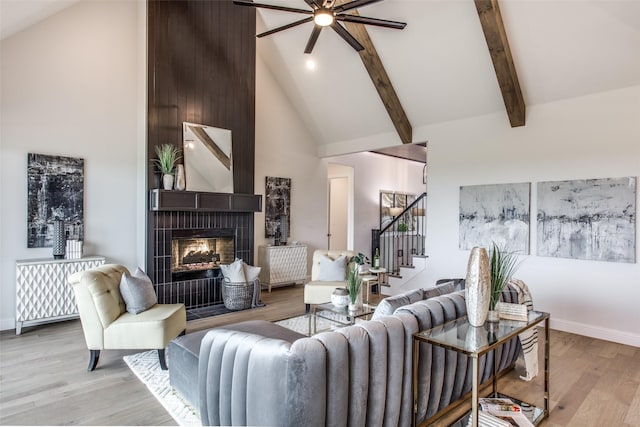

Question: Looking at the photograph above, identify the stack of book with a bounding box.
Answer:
[467,398,534,427]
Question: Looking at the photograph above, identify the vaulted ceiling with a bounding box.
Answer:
[3,0,640,158]
[255,0,640,155]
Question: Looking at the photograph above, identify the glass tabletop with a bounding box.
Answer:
[315,302,376,319]
[414,311,549,355]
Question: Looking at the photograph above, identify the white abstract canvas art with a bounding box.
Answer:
[459,183,530,253]
[537,177,636,263]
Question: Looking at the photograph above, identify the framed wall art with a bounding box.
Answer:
[459,182,530,253]
[537,177,636,263]
[265,176,291,238]
[27,153,84,248]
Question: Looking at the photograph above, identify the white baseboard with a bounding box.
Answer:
[0,317,15,332]
[550,318,640,347]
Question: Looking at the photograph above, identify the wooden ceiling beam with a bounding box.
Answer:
[341,12,413,144]
[474,0,526,127]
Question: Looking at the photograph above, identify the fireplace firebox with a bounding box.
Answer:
[171,228,235,280]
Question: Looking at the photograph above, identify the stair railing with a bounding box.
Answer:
[378,192,427,276]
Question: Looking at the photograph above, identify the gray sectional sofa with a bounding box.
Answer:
[169,281,522,426]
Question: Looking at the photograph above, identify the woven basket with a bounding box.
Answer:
[222,278,255,310]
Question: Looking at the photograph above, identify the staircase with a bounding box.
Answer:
[382,255,428,296]
[377,192,427,296]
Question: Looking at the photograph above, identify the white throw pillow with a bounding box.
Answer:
[120,267,157,314]
[317,255,347,281]
[231,258,261,282]
[243,263,261,282]
[220,259,247,283]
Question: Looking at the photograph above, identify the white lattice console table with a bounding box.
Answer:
[258,244,307,292]
[15,256,106,334]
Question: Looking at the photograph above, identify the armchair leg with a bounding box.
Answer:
[87,350,100,372]
[305,304,310,314]
[158,348,168,370]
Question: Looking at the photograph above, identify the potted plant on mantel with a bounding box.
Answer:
[347,252,370,311]
[488,242,521,322]
[154,144,181,190]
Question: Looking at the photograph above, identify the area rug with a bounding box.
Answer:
[124,312,359,426]
[123,351,200,426]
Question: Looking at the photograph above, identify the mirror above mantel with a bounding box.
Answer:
[183,122,234,193]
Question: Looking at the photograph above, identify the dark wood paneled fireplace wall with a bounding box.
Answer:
[147,1,257,310]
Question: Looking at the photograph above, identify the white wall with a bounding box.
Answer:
[0,0,144,330]
[254,56,425,271]
[325,152,425,258]
[254,54,329,270]
[414,86,640,346]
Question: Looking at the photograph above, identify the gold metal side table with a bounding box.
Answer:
[412,311,550,427]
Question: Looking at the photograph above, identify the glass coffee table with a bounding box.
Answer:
[309,302,375,335]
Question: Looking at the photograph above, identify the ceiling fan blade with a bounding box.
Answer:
[302,0,321,9]
[233,0,312,15]
[333,0,383,14]
[336,14,406,30]
[257,16,314,38]
[330,22,364,51]
[304,25,323,54]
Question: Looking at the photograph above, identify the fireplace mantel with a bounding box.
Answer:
[149,189,262,212]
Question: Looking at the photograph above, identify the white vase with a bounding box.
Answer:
[465,246,491,327]
[175,164,186,191]
[331,288,349,308]
[163,173,174,190]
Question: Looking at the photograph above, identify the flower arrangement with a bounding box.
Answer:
[489,242,521,311]
[153,144,181,175]
[347,252,370,305]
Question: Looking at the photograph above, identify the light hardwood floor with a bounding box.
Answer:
[1,285,638,426]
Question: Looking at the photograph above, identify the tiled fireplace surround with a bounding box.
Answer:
[150,210,254,310]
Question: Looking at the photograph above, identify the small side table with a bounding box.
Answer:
[413,311,550,426]
[359,275,378,305]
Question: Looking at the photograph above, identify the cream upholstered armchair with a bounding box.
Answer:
[68,264,186,371]
[303,249,355,311]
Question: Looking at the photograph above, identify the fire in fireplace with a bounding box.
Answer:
[171,229,235,278]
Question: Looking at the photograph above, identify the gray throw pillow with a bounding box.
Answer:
[120,267,157,315]
[423,281,456,299]
[317,255,347,281]
[371,288,423,320]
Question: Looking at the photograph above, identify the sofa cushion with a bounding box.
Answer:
[371,288,423,320]
[317,255,347,281]
[423,280,456,299]
[436,278,466,291]
[119,267,157,315]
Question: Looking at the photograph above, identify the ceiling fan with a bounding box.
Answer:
[233,0,406,54]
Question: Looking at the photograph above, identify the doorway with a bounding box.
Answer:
[327,164,354,250]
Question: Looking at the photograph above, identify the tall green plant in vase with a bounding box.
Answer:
[347,252,369,311]
[488,242,521,322]
[153,144,181,190]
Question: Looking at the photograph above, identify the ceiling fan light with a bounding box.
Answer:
[314,9,334,26]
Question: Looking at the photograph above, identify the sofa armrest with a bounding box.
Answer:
[198,329,293,426]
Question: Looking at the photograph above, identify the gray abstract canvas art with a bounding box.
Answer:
[537,177,636,263]
[459,183,530,253]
